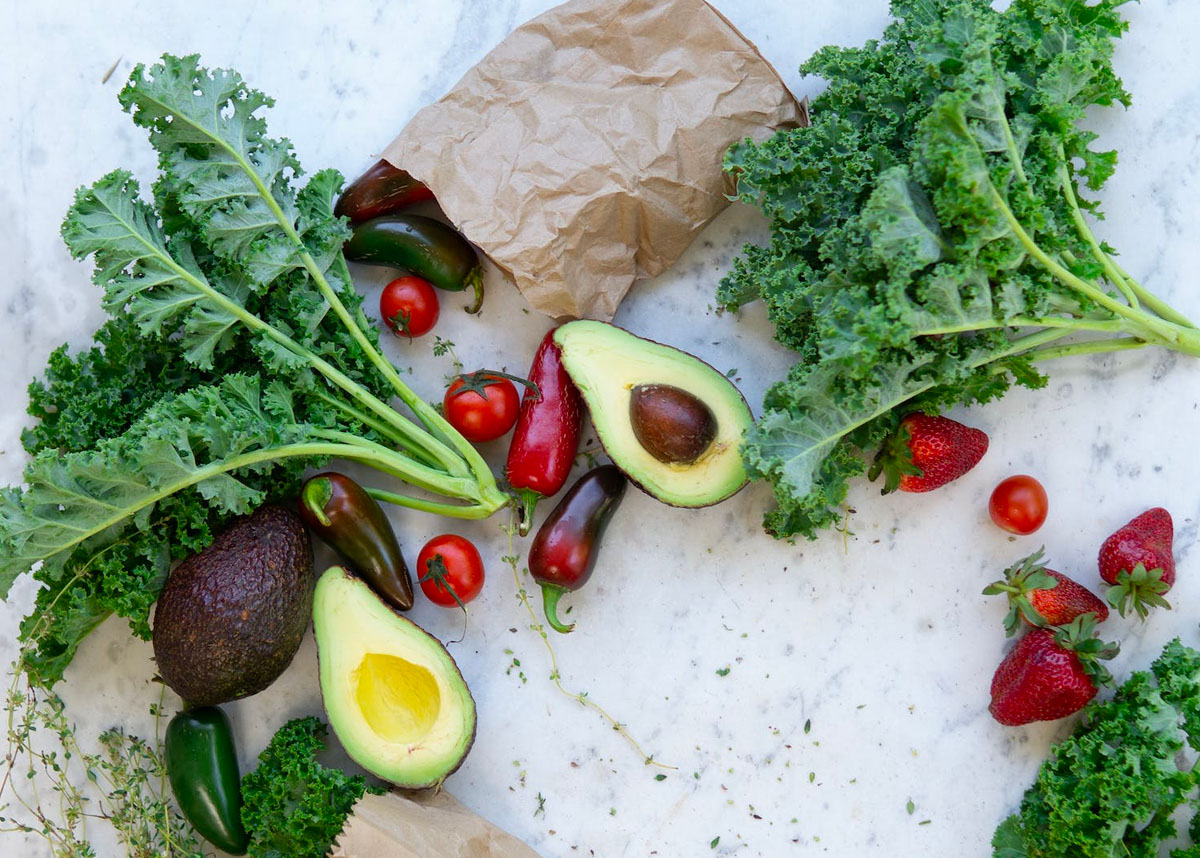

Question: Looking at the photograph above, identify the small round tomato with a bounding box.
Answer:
[379,275,439,339]
[417,534,485,609]
[989,475,1049,535]
[443,372,520,442]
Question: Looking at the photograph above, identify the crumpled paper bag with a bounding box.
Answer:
[330,790,542,858]
[382,0,805,320]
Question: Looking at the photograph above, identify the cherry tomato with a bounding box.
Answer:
[443,372,521,442]
[417,534,485,608]
[379,275,439,339]
[989,475,1049,535]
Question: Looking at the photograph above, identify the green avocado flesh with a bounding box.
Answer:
[553,320,753,507]
[313,568,476,788]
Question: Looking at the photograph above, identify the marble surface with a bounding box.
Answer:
[2,1,1199,856]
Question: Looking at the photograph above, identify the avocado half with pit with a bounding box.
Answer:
[553,320,753,507]
[313,568,476,789]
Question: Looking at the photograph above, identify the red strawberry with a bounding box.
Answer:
[988,614,1118,727]
[868,413,988,494]
[1098,507,1175,619]
[982,549,1108,636]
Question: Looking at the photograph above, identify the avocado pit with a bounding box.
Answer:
[629,383,718,465]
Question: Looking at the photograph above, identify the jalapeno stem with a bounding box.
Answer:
[540,585,575,634]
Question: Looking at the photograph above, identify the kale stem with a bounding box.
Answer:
[1054,142,1139,307]
[23,440,497,573]
[308,429,485,500]
[986,182,1200,355]
[790,329,1073,466]
[1054,142,1197,330]
[309,389,443,470]
[914,316,1125,337]
[1003,337,1148,367]
[364,487,503,519]
[147,95,503,502]
[1111,259,1198,329]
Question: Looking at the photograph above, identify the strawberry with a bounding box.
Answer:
[868,413,988,494]
[982,549,1108,636]
[1097,507,1175,619]
[988,614,1118,727]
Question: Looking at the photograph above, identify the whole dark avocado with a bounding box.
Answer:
[152,505,314,706]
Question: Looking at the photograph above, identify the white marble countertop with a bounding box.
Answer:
[2,1,1199,856]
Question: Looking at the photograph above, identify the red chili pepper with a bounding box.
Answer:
[505,328,584,535]
[334,159,435,223]
[528,465,627,634]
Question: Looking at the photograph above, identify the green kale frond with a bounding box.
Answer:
[723,0,1199,538]
[240,717,382,858]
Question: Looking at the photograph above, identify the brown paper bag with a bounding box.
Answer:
[382,0,805,320]
[330,790,542,858]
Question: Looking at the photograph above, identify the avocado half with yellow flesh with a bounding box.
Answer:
[553,320,753,507]
[313,567,476,788]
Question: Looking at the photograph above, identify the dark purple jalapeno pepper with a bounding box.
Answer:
[299,472,414,611]
[334,159,435,222]
[528,464,627,634]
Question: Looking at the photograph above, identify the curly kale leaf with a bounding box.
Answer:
[241,717,382,858]
[722,0,1199,539]
[995,638,1200,858]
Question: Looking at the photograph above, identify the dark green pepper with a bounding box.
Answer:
[343,214,484,313]
[165,706,249,855]
[299,471,415,611]
[528,464,627,634]
[334,159,435,223]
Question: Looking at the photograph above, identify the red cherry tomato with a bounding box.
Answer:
[989,475,1048,535]
[379,275,439,339]
[417,534,485,608]
[443,373,521,443]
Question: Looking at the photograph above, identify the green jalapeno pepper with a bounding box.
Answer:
[165,706,249,855]
[343,214,484,314]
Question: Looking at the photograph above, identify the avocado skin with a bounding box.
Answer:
[153,505,314,707]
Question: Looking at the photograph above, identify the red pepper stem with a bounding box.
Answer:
[540,584,575,634]
[516,488,542,537]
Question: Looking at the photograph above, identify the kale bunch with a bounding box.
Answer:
[240,717,382,858]
[1,55,509,686]
[721,0,1200,538]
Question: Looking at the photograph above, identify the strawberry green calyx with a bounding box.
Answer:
[1052,614,1119,689]
[983,549,1060,636]
[984,549,1109,635]
[1105,562,1172,620]
[868,413,988,495]
[867,420,922,494]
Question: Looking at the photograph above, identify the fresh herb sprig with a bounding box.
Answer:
[721,0,1199,538]
[0,650,203,857]
[0,55,510,685]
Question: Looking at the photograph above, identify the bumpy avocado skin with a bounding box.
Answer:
[553,321,753,508]
[152,505,314,706]
[313,568,476,789]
